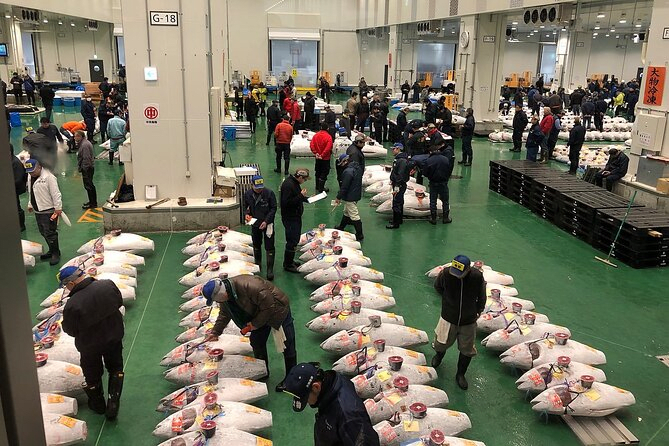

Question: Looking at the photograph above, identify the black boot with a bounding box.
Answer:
[284,159,290,175]
[352,220,364,241]
[315,178,323,193]
[105,371,124,420]
[274,156,281,173]
[399,211,404,225]
[253,249,262,267]
[253,347,270,379]
[40,252,52,260]
[276,355,297,392]
[82,382,106,414]
[431,351,445,368]
[266,250,275,281]
[49,240,61,266]
[386,212,400,229]
[109,151,114,165]
[455,354,472,390]
[335,215,351,231]
[443,210,452,224]
[429,211,437,225]
[283,250,299,273]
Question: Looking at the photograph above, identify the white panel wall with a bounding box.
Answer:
[322,30,360,86]
[359,33,388,86]
[502,41,540,78]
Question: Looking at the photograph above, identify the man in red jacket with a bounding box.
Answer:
[283,95,292,113]
[538,107,554,163]
[274,114,294,175]
[290,99,302,133]
[310,122,333,193]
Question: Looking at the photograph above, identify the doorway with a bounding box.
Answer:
[21,32,39,78]
[416,42,456,88]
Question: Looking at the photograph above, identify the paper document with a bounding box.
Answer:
[245,218,258,226]
[308,192,327,204]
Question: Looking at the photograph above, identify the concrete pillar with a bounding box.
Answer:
[629,0,669,180]
[121,0,223,200]
[456,13,506,122]
[389,25,400,91]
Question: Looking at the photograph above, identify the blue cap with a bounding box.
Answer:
[251,175,265,189]
[24,158,39,173]
[58,266,85,286]
[336,154,349,165]
[283,363,320,412]
[202,279,222,306]
[338,127,347,135]
[392,143,404,149]
[449,255,471,278]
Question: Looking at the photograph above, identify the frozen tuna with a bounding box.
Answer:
[180,306,220,328]
[352,363,438,398]
[531,381,635,417]
[179,295,209,312]
[320,323,429,354]
[182,239,254,256]
[298,254,372,273]
[176,320,242,343]
[187,226,253,245]
[160,335,253,366]
[517,360,607,393]
[299,236,362,252]
[157,379,268,412]
[310,279,393,302]
[155,429,272,446]
[374,408,471,445]
[164,356,267,385]
[365,385,449,424]
[333,346,426,376]
[399,436,485,446]
[299,244,364,262]
[37,359,85,396]
[24,253,35,268]
[500,336,607,370]
[43,413,87,445]
[34,334,80,365]
[64,250,145,267]
[40,282,136,308]
[306,309,404,335]
[183,248,254,268]
[41,393,78,416]
[298,227,357,245]
[311,293,396,313]
[77,232,154,254]
[481,323,572,351]
[376,192,442,217]
[153,400,272,438]
[304,264,384,285]
[22,239,44,255]
[477,310,549,333]
[484,294,535,311]
[178,259,258,286]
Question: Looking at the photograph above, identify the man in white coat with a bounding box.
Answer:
[25,158,63,265]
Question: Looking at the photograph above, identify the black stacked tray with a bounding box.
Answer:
[594,208,669,268]
[528,175,583,221]
[558,191,644,243]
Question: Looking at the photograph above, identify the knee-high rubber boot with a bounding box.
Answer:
[49,239,61,266]
[266,250,275,281]
[455,354,472,390]
[431,351,445,368]
[399,210,404,225]
[82,382,106,414]
[253,249,262,268]
[109,151,114,165]
[443,210,452,224]
[283,249,299,273]
[275,355,297,393]
[352,220,364,241]
[315,178,324,193]
[284,159,290,175]
[386,212,400,229]
[335,215,351,231]
[275,155,281,173]
[429,211,437,225]
[105,371,124,420]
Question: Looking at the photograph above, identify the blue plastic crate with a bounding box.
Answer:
[223,127,237,141]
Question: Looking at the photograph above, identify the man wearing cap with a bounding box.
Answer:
[25,159,63,265]
[431,255,486,390]
[59,266,125,419]
[274,114,294,174]
[459,108,475,166]
[334,154,364,241]
[323,105,337,140]
[280,168,310,272]
[346,133,366,171]
[283,363,379,446]
[266,99,282,146]
[310,122,333,193]
[244,175,277,280]
[423,144,452,225]
[386,143,411,229]
[303,92,316,131]
[595,148,629,191]
[202,276,297,393]
[74,130,98,210]
[395,107,409,144]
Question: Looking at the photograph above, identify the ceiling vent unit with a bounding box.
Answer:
[18,8,40,24]
[417,20,441,36]
[87,20,98,31]
[523,5,572,25]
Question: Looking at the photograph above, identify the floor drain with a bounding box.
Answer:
[657,355,669,368]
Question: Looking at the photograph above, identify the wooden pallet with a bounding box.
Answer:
[562,415,639,445]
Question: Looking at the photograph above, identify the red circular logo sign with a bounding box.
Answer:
[144,106,159,120]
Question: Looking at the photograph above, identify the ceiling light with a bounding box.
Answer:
[593,36,596,39]
[512,21,518,25]
[451,30,455,34]
[552,31,557,34]
[58,19,63,25]
[610,29,615,32]
[43,18,48,23]
[616,35,620,39]
[545,34,550,37]
[4,13,10,18]
[619,19,626,24]
[605,34,609,37]
[594,26,600,30]
[597,13,605,18]
[70,22,75,27]
[593,32,598,36]
[527,35,531,38]
[635,23,641,28]
[512,27,517,31]
[561,27,566,31]
[539,25,545,29]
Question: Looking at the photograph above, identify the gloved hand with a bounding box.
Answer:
[240,323,255,336]
[204,331,219,343]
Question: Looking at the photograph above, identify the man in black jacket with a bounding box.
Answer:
[436,97,453,136]
[513,88,524,108]
[9,72,22,104]
[346,134,366,171]
[11,144,27,231]
[284,362,380,446]
[39,82,56,122]
[245,95,259,134]
[303,92,316,131]
[334,155,363,241]
[59,266,125,419]
[423,145,452,225]
[400,80,411,102]
[431,255,486,390]
[244,175,278,280]
[570,86,585,115]
[511,104,528,152]
[323,105,337,141]
[80,96,96,143]
[266,100,282,146]
[595,148,629,191]
[37,117,64,144]
[594,94,608,132]
[424,97,437,124]
[567,117,586,174]
[460,108,475,166]
[581,97,595,130]
[386,143,410,229]
[395,107,408,143]
[280,168,310,272]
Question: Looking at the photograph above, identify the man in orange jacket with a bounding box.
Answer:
[290,99,302,133]
[274,114,294,175]
[310,122,333,193]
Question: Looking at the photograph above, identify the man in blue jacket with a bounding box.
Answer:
[244,175,277,280]
[423,145,452,225]
[386,143,411,229]
[334,154,364,241]
[284,362,380,446]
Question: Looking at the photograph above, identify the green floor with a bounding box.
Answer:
[17,98,669,446]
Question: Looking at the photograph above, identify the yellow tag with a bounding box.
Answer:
[377,371,392,382]
[337,313,349,321]
[387,313,397,319]
[120,275,128,279]
[239,336,250,343]
[407,328,418,334]
[343,297,351,305]
[369,268,379,273]
[520,326,532,336]
[552,371,564,380]
[65,365,81,375]
[386,393,402,405]
[256,438,273,446]
[47,395,65,404]
[246,406,261,414]
[403,420,419,432]
[203,361,217,370]
[323,256,334,262]
[240,379,254,387]
[58,416,77,428]
[504,313,516,321]
[243,356,256,362]
[406,350,419,358]
[361,335,371,345]
[374,283,384,289]
[417,366,429,374]
[367,347,377,357]
[584,390,601,401]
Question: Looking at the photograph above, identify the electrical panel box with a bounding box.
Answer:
[631,113,666,155]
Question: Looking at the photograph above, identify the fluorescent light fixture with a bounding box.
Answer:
[43,18,48,23]
[593,36,596,39]
[593,32,598,36]
[512,21,518,25]
[512,27,517,30]
[58,20,63,25]
[539,25,545,29]
[561,27,567,31]
[616,35,620,38]
[4,13,10,18]
[594,26,600,30]
[605,34,609,37]
[597,13,605,18]
[619,19,626,24]
[546,34,550,37]
[635,23,641,28]
[70,22,75,27]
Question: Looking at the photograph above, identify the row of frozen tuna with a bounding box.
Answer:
[151,227,274,445]
[290,129,388,158]
[424,260,635,418]
[34,231,155,445]
[296,225,485,445]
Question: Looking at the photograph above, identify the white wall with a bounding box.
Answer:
[359,32,389,85]
[0,1,115,23]
[322,30,360,86]
[503,41,540,78]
